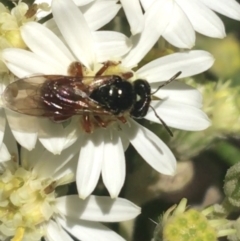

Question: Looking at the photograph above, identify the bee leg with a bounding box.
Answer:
[121,72,134,80]
[117,116,127,124]
[82,114,92,133]
[68,61,84,77]
[96,61,118,76]
[94,115,108,128]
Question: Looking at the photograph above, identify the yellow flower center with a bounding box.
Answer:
[163,209,217,241]
[0,164,57,241]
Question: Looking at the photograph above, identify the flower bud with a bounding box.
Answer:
[224,162,240,208]
[152,198,236,241]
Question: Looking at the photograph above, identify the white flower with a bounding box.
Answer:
[36,0,121,30]
[120,0,240,50]
[0,129,140,241]
[2,0,213,199]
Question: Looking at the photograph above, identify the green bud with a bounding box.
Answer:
[224,162,240,208]
[152,198,236,241]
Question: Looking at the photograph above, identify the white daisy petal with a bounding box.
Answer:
[120,0,144,35]
[0,109,6,146]
[200,0,240,20]
[119,132,130,151]
[21,141,45,170]
[94,31,132,63]
[74,0,94,6]
[81,0,121,31]
[29,142,79,181]
[46,220,74,241]
[37,118,79,155]
[56,195,140,222]
[140,0,155,10]
[162,2,195,48]
[122,0,173,68]
[0,125,18,164]
[2,49,61,78]
[102,131,125,198]
[5,110,38,150]
[151,81,202,108]
[145,100,210,131]
[120,119,176,175]
[52,0,95,69]
[21,22,75,71]
[176,0,226,38]
[57,216,125,241]
[0,143,11,164]
[136,50,214,82]
[77,130,104,199]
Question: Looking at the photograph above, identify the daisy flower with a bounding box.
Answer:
[120,0,240,50]
[0,129,140,241]
[2,0,213,199]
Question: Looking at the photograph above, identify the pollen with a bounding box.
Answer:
[0,162,57,241]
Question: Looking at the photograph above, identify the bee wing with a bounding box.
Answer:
[2,75,113,117]
[2,75,49,116]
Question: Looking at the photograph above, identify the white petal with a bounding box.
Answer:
[136,50,214,82]
[2,49,61,78]
[81,0,121,31]
[0,109,6,146]
[120,119,176,175]
[120,0,144,35]
[21,141,45,170]
[52,0,95,69]
[21,22,75,71]
[37,118,80,155]
[77,130,104,199]
[29,141,79,181]
[162,2,195,48]
[119,132,130,151]
[74,0,94,6]
[102,131,125,198]
[122,0,173,68]
[145,100,210,131]
[5,110,38,150]
[56,195,140,222]
[46,220,74,241]
[176,0,226,38]
[140,0,155,10]
[151,81,202,108]
[0,125,18,164]
[200,0,240,20]
[57,216,125,241]
[0,143,11,163]
[94,31,131,63]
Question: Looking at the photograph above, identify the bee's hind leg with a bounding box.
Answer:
[68,62,85,77]
[94,115,108,128]
[82,114,92,133]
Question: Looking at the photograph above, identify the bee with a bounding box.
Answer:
[2,61,181,135]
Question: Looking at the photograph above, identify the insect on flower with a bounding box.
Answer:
[2,61,181,135]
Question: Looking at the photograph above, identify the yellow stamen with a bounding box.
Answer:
[11,227,25,241]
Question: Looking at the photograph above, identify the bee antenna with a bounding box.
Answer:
[149,105,173,137]
[151,71,182,95]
